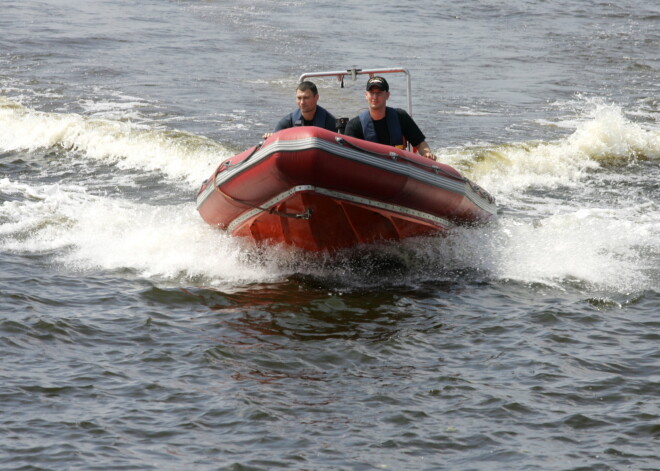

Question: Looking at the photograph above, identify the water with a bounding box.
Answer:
[1,0,658,469]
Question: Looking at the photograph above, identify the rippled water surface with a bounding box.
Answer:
[1,0,659,470]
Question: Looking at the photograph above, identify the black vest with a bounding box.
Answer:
[291,106,329,128]
[358,107,404,148]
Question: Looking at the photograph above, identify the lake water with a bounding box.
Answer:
[1,1,659,470]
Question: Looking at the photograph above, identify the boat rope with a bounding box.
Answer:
[215,185,312,220]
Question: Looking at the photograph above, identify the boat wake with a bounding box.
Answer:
[0,97,230,188]
[1,96,657,294]
[441,100,659,203]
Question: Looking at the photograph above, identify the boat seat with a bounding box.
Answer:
[336,117,348,134]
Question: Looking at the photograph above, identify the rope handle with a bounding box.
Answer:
[215,185,312,220]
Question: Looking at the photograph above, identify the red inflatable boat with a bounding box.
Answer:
[196,126,496,252]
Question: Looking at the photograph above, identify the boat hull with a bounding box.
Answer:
[196,127,496,252]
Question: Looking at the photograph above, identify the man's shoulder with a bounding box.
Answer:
[274,112,294,131]
[318,105,335,115]
[392,107,411,118]
[347,110,370,125]
[393,108,419,128]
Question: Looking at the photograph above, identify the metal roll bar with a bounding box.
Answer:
[298,67,413,116]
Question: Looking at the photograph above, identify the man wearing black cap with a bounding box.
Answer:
[263,81,337,138]
[344,76,436,160]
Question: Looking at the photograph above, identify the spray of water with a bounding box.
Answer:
[1,98,657,292]
[0,97,230,187]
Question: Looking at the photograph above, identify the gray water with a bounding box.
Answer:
[1,1,659,470]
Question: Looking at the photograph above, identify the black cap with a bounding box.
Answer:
[366,76,389,92]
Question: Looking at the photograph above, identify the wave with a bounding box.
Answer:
[0,177,286,286]
[442,101,660,198]
[0,97,231,187]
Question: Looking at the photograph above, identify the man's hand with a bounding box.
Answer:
[417,141,436,161]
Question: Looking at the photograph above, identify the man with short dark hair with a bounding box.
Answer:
[344,76,436,160]
[263,81,337,138]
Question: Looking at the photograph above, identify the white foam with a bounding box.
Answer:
[492,210,654,291]
[0,97,231,187]
[441,101,660,203]
[566,103,660,161]
[414,203,656,293]
[1,176,656,292]
[0,178,283,287]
